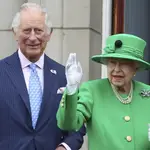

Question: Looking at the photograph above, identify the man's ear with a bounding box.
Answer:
[46,32,52,41]
[12,28,19,41]
[14,35,19,41]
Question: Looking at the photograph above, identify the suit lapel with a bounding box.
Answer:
[4,52,31,114]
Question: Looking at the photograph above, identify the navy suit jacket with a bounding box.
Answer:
[0,51,86,150]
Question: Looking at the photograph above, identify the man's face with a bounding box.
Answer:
[15,8,51,62]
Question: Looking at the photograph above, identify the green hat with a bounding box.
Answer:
[91,34,150,70]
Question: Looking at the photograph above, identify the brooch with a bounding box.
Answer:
[140,89,150,97]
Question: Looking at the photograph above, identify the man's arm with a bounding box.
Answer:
[60,125,86,150]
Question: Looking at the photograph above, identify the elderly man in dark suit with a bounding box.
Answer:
[0,2,85,150]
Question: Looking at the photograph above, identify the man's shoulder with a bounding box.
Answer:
[45,55,65,70]
[45,55,66,79]
[0,55,11,66]
[0,51,17,64]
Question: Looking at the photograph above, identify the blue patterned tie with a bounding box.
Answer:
[29,63,42,128]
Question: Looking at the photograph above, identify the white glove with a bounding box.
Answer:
[65,53,83,95]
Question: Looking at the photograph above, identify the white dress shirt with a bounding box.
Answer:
[18,49,44,92]
[18,49,71,150]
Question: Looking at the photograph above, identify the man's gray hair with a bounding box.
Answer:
[11,3,52,34]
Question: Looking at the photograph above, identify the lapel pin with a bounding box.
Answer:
[50,69,57,75]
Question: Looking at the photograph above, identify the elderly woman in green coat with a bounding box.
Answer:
[57,33,150,150]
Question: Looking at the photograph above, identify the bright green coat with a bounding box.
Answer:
[57,78,150,150]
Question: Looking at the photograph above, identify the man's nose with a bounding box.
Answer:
[29,30,37,41]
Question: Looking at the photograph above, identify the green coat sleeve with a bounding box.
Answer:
[57,82,93,131]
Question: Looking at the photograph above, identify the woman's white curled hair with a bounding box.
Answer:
[11,3,52,34]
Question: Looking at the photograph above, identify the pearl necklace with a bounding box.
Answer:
[111,82,133,104]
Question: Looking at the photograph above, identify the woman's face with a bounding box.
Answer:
[107,58,138,88]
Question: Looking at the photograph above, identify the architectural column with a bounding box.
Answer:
[0,0,27,58]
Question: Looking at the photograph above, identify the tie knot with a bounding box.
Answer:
[29,63,36,71]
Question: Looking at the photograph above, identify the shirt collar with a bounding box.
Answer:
[18,49,44,69]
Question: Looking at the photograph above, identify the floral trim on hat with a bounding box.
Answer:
[104,40,123,54]
[104,45,115,53]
